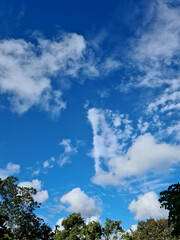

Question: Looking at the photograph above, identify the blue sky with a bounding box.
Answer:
[0,0,180,231]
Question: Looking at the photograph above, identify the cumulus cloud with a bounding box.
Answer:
[18,179,48,203]
[128,191,168,220]
[60,187,101,218]
[92,133,180,186]
[0,162,20,179]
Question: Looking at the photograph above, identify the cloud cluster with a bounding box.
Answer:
[0,162,20,179]
[109,1,180,145]
[60,187,101,218]
[0,33,102,116]
[128,191,168,220]
[0,30,122,117]
[88,107,180,186]
[18,179,48,203]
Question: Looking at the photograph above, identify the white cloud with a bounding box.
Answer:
[86,216,100,224]
[167,122,180,140]
[55,218,64,231]
[131,224,137,231]
[0,32,102,115]
[58,139,77,167]
[90,130,180,186]
[32,169,40,176]
[128,191,168,220]
[60,187,102,218]
[101,57,121,74]
[147,86,180,114]
[33,190,49,203]
[88,108,133,172]
[127,0,180,126]
[126,224,137,235]
[0,162,20,179]
[18,179,42,191]
[134,0,180,63]
[59,139,77,153]
[137,119,149,134]
[18,179,48,203]
[43,157,55,168]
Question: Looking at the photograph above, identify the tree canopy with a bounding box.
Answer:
[54,213,124,240]
[130,219,176,240]
[0,176,54,240]
[159,183,180,238]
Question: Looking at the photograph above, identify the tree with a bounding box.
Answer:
[159,183,180,238]
[54,213,125,240]
[54,213,85,240]
[103,218,123,240]
[85,221,102,240]
[0,176,54,240]
[130,218,176,240]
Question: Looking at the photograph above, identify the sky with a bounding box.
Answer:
[0,0,180,231]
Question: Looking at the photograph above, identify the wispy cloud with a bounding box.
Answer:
[0,31,122,116]
[88,108,134,173]
[43,157,55,169]
[58,139,77,167]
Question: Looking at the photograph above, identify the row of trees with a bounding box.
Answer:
[54,213,177,240]
[54,213,123,240]
[0,176,179,239]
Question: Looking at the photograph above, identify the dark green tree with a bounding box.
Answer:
[103,217,123,240]
[0,213,14,239]
[54,213,85,240]
[159,183,180,238]
[54,213,124,240]
[0,176,54,240]
[85,221,102,240]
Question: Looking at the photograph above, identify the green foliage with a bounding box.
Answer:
[54,213,85,240]
[103,217,123,240]
[131,218,176,240]
[54,213,124,240]
[159,183,180,238]
[85,221,102,240]
[0,176,54,240]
